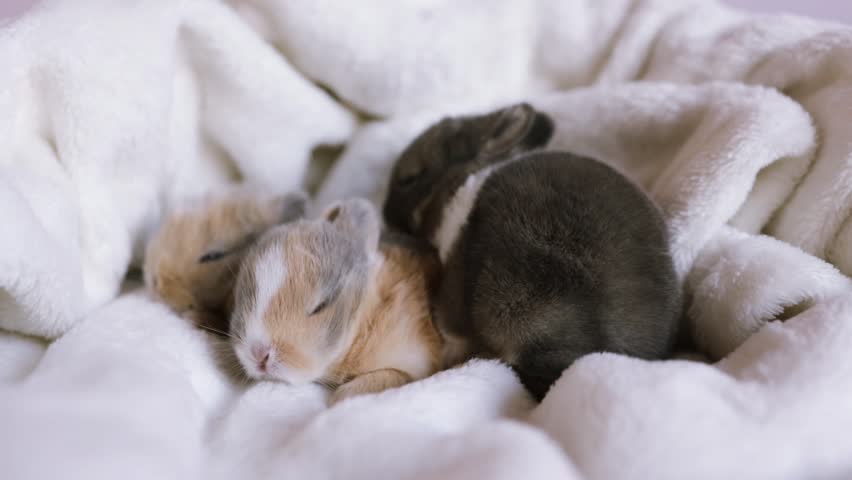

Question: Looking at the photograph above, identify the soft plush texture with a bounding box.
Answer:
[2,0,852,479]
[0,0,356,338]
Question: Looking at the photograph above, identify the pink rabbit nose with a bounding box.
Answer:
[252,344,271,372]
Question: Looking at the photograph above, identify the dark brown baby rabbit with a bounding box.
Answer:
[383,103,681,400]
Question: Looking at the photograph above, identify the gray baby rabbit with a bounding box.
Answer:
[383,103,681,400]
[230,199,443,405]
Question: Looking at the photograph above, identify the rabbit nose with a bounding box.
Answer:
[252,344,271,372]
[258,352,270,372]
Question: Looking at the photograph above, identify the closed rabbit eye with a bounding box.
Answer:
[198,250,227,263]
[396,173,421,189]
[308,298,330,316]
[199,236,257,264]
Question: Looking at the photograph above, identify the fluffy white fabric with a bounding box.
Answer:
[0,0,355,338]
[2,0,852,478]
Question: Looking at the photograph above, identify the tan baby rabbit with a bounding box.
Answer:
[230,198,443,405]
[144,187,308,334]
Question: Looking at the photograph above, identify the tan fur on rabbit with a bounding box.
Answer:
[144,187,308,334]
[231,198,443,405]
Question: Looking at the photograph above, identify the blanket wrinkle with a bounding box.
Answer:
[0,0,355,338]
[3,0,852,478]
[531,294,852,480]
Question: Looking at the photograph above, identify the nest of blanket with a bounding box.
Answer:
[2,1,852,479]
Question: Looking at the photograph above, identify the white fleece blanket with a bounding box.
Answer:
[3,1,852,479]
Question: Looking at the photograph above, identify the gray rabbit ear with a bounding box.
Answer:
[273,191,309,223]
[322,198,381,250]
[482,103,554,158]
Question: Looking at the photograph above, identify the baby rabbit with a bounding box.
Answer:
[230,198,443,405]
[383,103,681,400]
[144,187,308,334]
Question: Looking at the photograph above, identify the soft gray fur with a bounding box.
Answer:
[383,103,682,400]
[229,199,377,350]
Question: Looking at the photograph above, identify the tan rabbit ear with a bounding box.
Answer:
[322,198,381,250]
[482,103,554,158]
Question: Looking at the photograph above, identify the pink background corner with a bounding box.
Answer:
[1,0,34,19]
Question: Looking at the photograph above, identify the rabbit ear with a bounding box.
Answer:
[481,103,554,158]
[322,198,381,250]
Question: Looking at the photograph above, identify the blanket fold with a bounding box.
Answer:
[0,0,355,338]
